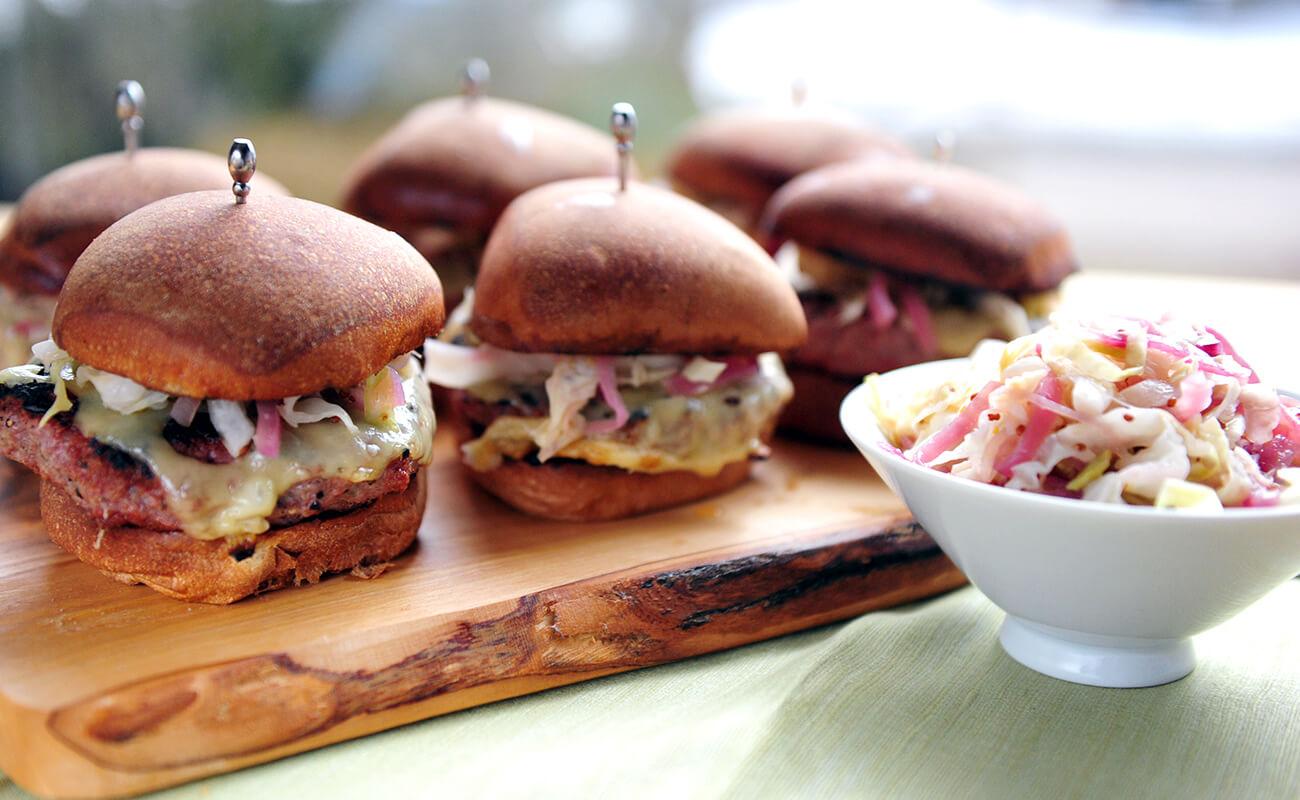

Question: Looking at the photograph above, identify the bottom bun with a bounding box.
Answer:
[778,366,860,445]
[469,458,752,521]
[40,471,427,604]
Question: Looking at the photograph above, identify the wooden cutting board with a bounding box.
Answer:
[0,434,963,799]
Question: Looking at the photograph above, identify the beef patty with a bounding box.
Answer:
[0,383,417,533]
[789,290,935,379]
[450,389,547,438]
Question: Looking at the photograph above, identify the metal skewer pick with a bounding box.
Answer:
[228,138,256,205]
[115,80,145,157]
[609,102,636,192]
[933,129,956,163]
[460,58,489,101]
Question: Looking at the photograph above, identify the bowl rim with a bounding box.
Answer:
[840,357,1300,521]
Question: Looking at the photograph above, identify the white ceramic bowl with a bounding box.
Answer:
[841,358,1300,688]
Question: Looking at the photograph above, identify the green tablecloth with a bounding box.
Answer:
[5,581,1298,799]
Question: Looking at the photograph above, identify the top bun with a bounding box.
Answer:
[763,159,1077,293]
[53,191,444,400]
[665,108,911,214]
[470,179,806,355]
[341,97,623,235]
[0,148,289,296]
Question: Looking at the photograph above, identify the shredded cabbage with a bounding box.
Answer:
[30,339,63,366]
[441,286,477,342]
[423,340,559,389]
[423,338,689,393]
[30,340,168,417]
[681,357,728,384]
[870,317,1296,508]
[538,358,600,461]
[208,399,255,458]
[1155,478,1224,511]
[74,365,170,415]
[426,331,788,471]
[9,337,411,458]
[280,396,357,432]
[0,364,44,386]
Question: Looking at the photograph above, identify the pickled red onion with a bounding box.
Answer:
[1121,332,1243,379]
[1204,326,1259,383]
[585,357,629,435]
[254,401,281,458]
[170,396,201,427]
[386,366,406,408]
[995,373,1063,476]
[1275,398,1300,449]
[866,273,897,330]
[1027,390,1080,421]
[1196,361,1238,379]
[1146,338,1189,358]
[1092,331,1128,350]
[913,381,1000,465]
[1172,371,1213,422]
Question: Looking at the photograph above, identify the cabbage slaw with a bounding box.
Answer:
[425,337,768,463]
[2,338,417,460]
[867,317,1300,510]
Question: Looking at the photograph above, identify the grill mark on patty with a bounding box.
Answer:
[89,439,153,479]
[453,390,547,438]
[0,379,63,416]
[162,416,237,464]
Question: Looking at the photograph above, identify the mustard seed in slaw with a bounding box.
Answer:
[866,317,1300,510]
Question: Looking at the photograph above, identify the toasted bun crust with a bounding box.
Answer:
[40,471,426,604]
[53,191,445,400]
[666,108,911,215]
[763,159,1077,293]
[779,366,857,445]
[469,458,751,521]
[471,179,806,355]
[341,97,622,234]
[0,148,289,296]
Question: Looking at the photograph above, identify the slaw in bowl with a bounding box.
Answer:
[864,317,1300,511]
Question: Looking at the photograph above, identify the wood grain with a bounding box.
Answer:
[0,435,962,798]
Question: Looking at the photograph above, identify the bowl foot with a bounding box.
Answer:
[998,615,1194,688]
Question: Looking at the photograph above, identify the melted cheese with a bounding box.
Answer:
[461,356,791,477]
[72,372,434,540]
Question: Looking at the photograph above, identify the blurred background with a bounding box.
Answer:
[1,0,1298,278]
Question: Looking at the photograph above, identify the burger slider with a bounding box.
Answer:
[0,140,443,603]
[424,104,806,521]
[762,157,1077,443]
[0,81,288,368]
[341,59,626,306]
[664,104,911,239]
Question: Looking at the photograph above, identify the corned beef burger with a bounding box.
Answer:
[424,179,806,521]
[0,149,289,367]
[340,95,625,306]
[761,158,1077,443]
[664,106,912,239]
[0,189,443,603]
